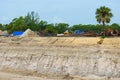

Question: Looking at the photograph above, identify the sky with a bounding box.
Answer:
[0,0,120,26]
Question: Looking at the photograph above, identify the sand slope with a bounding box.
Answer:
[0,37,120,80]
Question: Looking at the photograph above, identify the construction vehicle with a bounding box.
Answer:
[64,30,70,36]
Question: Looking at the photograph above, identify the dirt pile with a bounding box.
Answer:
[20,29,38,37]
[0,30,8,35]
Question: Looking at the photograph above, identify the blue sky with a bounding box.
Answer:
[0,0,120,25]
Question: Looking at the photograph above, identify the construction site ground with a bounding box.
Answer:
[0,37,120,80]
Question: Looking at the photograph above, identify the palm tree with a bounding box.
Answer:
[95,6,113,36]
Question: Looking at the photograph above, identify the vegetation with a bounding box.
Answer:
[95,6,113,36]
[0,7,120,36]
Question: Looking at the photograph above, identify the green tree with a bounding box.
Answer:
[70,24,102,33]
[24,11,40,31]
[55,23,69,34]
[5,11,41,33]
[0,23,4,31]
[38,20,47,31]
[5,23,13,33]
[45,23,57,34]
[95,6,113,36]
[12,17,25,31]
[110,23,120,30]
[5,16,25,33]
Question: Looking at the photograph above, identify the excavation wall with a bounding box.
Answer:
[0,37,120,79]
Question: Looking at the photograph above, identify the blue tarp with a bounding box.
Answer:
[13,31,24,36]
[74,30,84,34]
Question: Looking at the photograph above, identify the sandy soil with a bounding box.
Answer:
[0,37,120,80]
[0,72,44,80]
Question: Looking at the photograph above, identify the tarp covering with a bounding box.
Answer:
[13,31,23,36]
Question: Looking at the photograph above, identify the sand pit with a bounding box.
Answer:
[0,37,120,80]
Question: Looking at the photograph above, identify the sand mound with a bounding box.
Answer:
[0,30,8,35]
[33,37,100,46]
[20,29,38,37]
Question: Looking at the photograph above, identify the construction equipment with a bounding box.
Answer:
[64,30,70,36]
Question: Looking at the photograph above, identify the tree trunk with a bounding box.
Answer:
[102,21,105,36]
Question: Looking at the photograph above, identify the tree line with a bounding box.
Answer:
[0,8,120,35]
